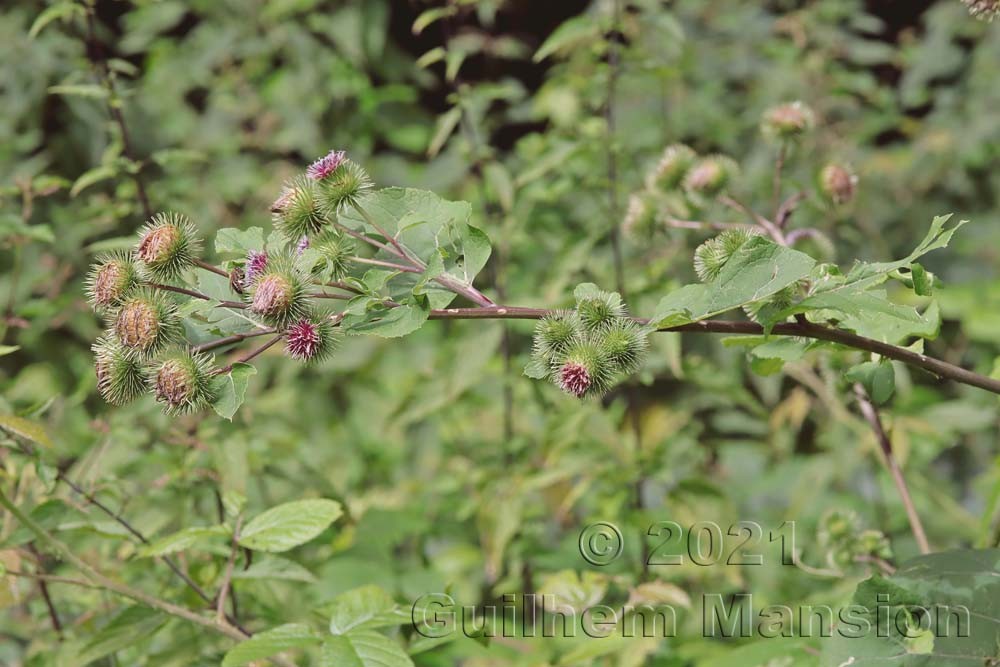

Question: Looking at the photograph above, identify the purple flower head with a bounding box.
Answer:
[244,250,268,288]
[286,319,321,361]
[296,235,310,255]
[558,362,591,398]
[307,150,347,181]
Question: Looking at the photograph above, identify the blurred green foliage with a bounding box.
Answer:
[1,1,999,665]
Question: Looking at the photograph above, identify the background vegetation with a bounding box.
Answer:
[1,0,999,665]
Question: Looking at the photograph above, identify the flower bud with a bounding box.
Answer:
[962,0,1000,20]
[312,231,354,280]
[558,362,592,398]
[93,336,148,405]
[761,101,815,141]
[307,149,347,181]
[285,318,337,362]
[622,193,656,238]
[576,291,626,332]
[645,144,695,191]
[86,252,139,311]
[152,350,216,415]
[113,289,181,356]
[818,163,857,205]
[600,319,648,375]
[243,250,268,288]
[533,311,581,361]
[316,160,373,217]
[272,176,328,241]
[683,155,738,200]
[554,342,613,399]
[135,212,201,280]
[693,228,759,282]
[245,256,309,327]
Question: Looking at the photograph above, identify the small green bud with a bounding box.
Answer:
[135,212,201,281]
[683,155,738,200]
[93,336,148,405]
[555,341,613,398]
[86,251,139,311]
[818,163,857,205]
[693,228,760,282]
[576,291,626,331]
[533,311,582,362]
[245,256,309,327]
[645,144,695,191]
[599,319,648,375]
[622,193,657,238]
[152,350,216,415]
[316,160,373,217]
[272,176,329,241]
[311,230,355,280]
[112,289,181,357]
[761,101,815,141]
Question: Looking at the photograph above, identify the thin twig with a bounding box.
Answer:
[772,143,786,218]
[148,283,245,309]
[27,545,62,637]
[216,516,242,624]
[215,335,283,374]
[854,384,931,554]
[348,256,421,274]
[4,569,101,589]
[719,195,787,246]
[662,217,751,232]
[775,191,807,229]
[351,203,420,266]
[192,329,276,354]
[193,259,230,278]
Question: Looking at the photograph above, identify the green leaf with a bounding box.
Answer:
[238,498,343,553]
[136,525,230,558]
[222,623,321,667]
[232,555,317,583]
[329,585,408,635]
[70,165,117,197]
[28,3,84,39]
[215,227,265,256]
[821,549,1000,666]
[320,631,414,667]
[910,263,933,296]
[340,188,491,309]
[0,345,20,357]
[210,363,257,420]
[48,83,109,99]
[846,361,896,405]
[652,236,815,327]
[427,107,461,157]
[77,606,168,666]
[0,414,53,448]
[411,6,457,35]
[342,300,430,338]
[534,15,603,62]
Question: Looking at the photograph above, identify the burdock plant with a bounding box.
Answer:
[135,212,201,281]
[151,350,217,415]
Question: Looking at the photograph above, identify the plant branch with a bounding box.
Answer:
[216,335,283,374]
[422,306,1000,395]
[148,283,246,309]
[348,256,421,274]
[662,217,750,232]
[351,203,420,266]
[216,516,242,624]
[720,195,787,245]
[853,384,931,554]
[192,329,276,354]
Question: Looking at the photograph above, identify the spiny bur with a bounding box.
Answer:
[135,212,201,281]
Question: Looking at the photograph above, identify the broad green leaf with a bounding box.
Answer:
[0,415,53,448]
[215,227,265,256]
[136,525,230,558]
[846,361,896,405]
[329,585,407,635]
[341,300,429,338]
[232,555,317,583]
[821,549,1000,666]
[320,631,414,667]
[77,606,167,666]
[238,498,342,553]
[652,236,815,327]
[222,623,321,667]
[0,346,20,357]
[210,363,257,420]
